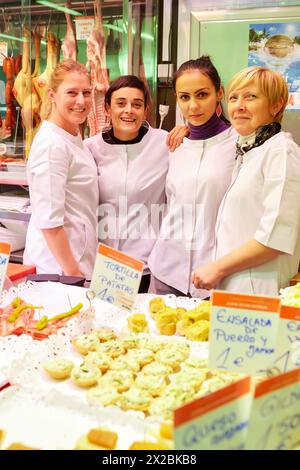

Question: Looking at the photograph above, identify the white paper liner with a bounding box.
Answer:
[0,283,209,449]
[0,385,161,450]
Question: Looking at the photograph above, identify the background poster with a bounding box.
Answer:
[248,22,300,111]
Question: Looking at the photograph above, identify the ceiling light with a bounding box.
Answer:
[0,33,24,42]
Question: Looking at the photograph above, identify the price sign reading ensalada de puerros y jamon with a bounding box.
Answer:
[90,243,144,312]
[209,291,281,375]
[0,242,11,294]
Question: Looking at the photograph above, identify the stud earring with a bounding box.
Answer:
[216,102,222,118]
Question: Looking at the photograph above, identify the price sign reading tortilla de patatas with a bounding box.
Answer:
[90,243,144,311]
[209,291,280,375]
[0,242,11,294]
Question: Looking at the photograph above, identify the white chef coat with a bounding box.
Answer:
[24,120,99,279]
[84,125,169,272]
[148,127,237,297]
[215,131,300,296]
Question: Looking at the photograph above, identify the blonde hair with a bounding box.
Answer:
[41,59,90,120]
[227,66,288,123]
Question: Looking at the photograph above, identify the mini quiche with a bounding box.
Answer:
[43,358,75,380]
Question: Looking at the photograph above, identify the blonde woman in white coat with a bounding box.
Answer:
[193,66,300,296]
[24,60,98,279]
[85,75,183,292]
[148,56,237,298]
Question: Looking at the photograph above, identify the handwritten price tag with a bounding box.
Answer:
[74,17,95,40]
[272,305,300,373]
[209,291,280,375]
[246,369,300,450]
[0,242,10,293]
[90,243,144,311]
[174,376,253,450]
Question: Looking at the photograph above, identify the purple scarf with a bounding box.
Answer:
[188,113,229,140]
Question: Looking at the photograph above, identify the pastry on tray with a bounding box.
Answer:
[71,333,100,355]
[97,340,125,358]
[149,297,166,318]
[135,373,167,397]
[71,363,101,387]
[86,386,120,407]
[126,348,154,367]
[109,355,140,374]
[127,313,149,334]
[84,351,111,373]
[94,327,117,343]
[141,361,173,377]
[43,358,75,380]
[99,369,134,392]
[120,386,152,412]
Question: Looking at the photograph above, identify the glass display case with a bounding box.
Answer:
[0,0,159,159]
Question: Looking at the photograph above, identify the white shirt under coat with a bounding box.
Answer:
[24,120,99,279]
[148,127,237,297]
[84,125,169,273]
[215,131,300,296]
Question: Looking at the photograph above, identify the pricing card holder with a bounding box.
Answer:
[272,304,300,373]
[209,290,281,376]
[90,243,144,312]
[0,242,11,294]
[246,368,300,450]
[174,376,253,450]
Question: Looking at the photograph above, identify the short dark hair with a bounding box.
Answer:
[105,75,151,110]
[173,56,222,92]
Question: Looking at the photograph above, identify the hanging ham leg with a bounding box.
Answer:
[62,1,77,61]
[86,0,109,136]
[33,31,60,104]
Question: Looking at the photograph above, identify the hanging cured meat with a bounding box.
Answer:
[33,31,60,105]
[86,0,109,136]
[3,56,16,136]
[13,26,41,158]
[33,31,61,127]
[13,27,32,108]
[31,30,42,78]
[62,1,77,61]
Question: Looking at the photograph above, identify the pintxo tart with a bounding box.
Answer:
[120,386,152,412]
[72,333,100,355]
[71,363,101,387]
[86,386,120,407]
[43,358,74,380]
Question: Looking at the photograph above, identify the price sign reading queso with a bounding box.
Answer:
[0,242,10,294]
[90,244,144,311]
[209,291,280,375]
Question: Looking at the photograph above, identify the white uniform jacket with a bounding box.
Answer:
[148,127,237,297]
[24,121,99,279]
[216,131,300,296]
[84,125,169,272]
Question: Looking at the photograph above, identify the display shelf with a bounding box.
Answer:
[0,210,30,222]
[9,249,24,264]
[0,172,27,185]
